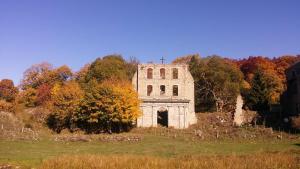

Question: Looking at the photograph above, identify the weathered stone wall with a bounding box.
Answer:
[234,95,244,126]
[137,102,190,128]
[132,64,196,129]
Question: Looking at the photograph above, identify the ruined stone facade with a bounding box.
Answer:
[282,61,300,116]
[132,64,197,129]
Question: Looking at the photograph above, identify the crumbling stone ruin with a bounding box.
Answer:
[132,64,197,129]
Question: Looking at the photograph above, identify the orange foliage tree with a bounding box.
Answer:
[272,55,300,87]
[238,56,284,105]
[0,79,18,112]
[0,79,18,102]
[20,63,73,107]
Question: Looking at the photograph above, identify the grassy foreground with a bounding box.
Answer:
[0,134,300,168]
[40,153,299,169]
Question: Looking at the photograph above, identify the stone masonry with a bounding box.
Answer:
[132,64,197,129]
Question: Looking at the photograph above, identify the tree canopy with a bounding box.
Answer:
[74,79,141,133]
[10,53,300,132]
[85,55,129,82]
[173,55,243,112]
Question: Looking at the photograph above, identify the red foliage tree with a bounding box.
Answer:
[36,84,52,106]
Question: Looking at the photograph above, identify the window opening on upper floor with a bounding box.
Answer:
[172,68,178,79]
[147,85,153,96]
[147,68,153,79]
[160,68,165,79]
[160,85,166,95]
[173,85,178,96]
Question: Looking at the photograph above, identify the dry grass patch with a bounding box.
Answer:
[40,153,299,169]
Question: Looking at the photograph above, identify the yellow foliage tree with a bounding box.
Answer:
[75,79,141,133]
[47,81,84,133]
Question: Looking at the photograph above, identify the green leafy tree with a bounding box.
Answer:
[173,55,243,112]
[246,70,269,111]
[85,55,129,83]
[197,56,243,112]
[125,56,139,80]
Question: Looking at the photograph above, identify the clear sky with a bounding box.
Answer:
[1,0,300,84]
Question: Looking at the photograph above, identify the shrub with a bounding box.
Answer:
[18,88,38,107]
[0,99,15,112]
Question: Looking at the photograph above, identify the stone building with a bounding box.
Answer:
[132,63,197,129]
[282,61,300,116]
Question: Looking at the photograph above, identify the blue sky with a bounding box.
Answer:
[0,0,300,84]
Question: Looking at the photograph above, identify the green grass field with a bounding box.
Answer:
[1,134,299,168]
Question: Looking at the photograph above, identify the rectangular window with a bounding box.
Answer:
[160,68,165,79]
[147,68,153,79]
[160,85,166,95]
[147,85,153,96]
[173,85,178,96]
[172,68,178,79]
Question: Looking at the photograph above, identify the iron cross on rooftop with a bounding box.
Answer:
[160,56,165,64]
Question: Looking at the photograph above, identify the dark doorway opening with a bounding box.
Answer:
[157,110,168,127]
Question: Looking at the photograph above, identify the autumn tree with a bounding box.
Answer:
[36,84,52,107]
[0,79,18,112]
[18,87,38,107]
[20,63,73,107]
[21,63,72,89]
[238,56,289,109]
[74,64,91,85]
[196,56,243,112]
[172,54,200,64]
[74,79,141,133]
[238,56,275,83]
[0,79,18,102]
[20,62,53,90]
[85,55,129,83]
[125,56,140,80]
[172,55,243,112]
[47,81,84,133]
[272,55,300,88]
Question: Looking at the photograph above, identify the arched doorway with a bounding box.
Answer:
[157,107,168,127]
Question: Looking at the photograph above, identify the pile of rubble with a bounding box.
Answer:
[0,111,39,141]
[98,135,142,142]
[53,134,91,142]
[190,111,297,140]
